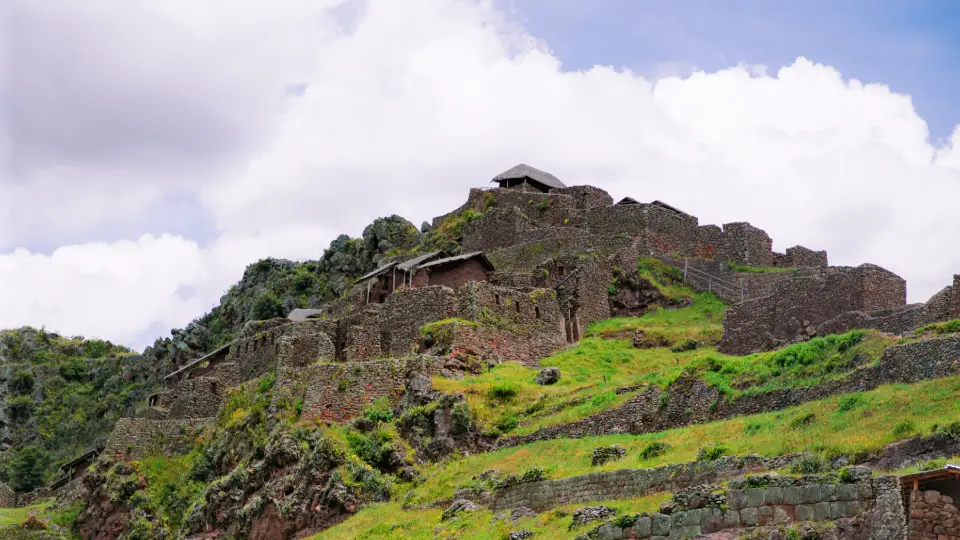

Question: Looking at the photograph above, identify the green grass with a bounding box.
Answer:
[406,373,960,505]
[916,318,960,336]
[0,501,53,526]
[311,492,670,539]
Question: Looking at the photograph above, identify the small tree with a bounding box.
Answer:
[9,446,49,493]
[7,369,35,395]
[250,291,284,321]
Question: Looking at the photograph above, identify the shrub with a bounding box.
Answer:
[790,454,828,474]
[7,369,35,395]
[670,339,701,353]
[5,395,35,422]
[591,444,627,466]
[938,421,960,437]
[83,339,112,358]
[364,397,394,423]
[920,458,947,471]
[59,358,88,382]
[495,415,519,434]
[250,291,284,321]
[8,445,49,493]
[837,395,863,412]
[486,382,520,401]
[520,466,548,483]
[345,429,394,471]
[451,402,474,436]
[638,442,671,461]
[893,420,916,438]
[696,443,728,461]
[789,413,817,429]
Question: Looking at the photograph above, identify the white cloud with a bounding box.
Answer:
[2,0,959,349]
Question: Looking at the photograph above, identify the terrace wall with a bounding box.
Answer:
[720,264,906,355]
[104,418,215,461]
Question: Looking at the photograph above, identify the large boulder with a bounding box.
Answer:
[535,367,561,385]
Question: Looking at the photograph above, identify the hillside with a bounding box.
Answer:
[2,172,960,539]
[0,328,152,495]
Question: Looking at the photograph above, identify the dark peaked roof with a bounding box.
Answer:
[651,200,688,216]
[60,449,100,472]
[164,341,233,381]
[397,251,442,272]
[356,261,397,283]
[492,164,566,190]
[420,251,494,271]
[616,197,640,205]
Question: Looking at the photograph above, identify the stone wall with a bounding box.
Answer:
[695,225,724,259]
[553,185,614,209]
[378,286,458,357]
[781,245,829,268]
[487,233,634,272]
[490,454,800,512]
[909,489,960,539]
[424,259,490,290]
[282,356,446,423]
[719,264,907,355]
[165,376,224,418]
[718,222,774,267]
[227,319,293,381]
[499,335,960,448]
[462,207,535,253]
[340,307,383,362]
[578,476,903,540]
[654,256,802,304]
[0,481,14,508]
[104,418,214,460]
[427,319,564,367]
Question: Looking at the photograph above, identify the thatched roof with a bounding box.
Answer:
[420,251,495,271]
[492,164,565,190]
[397,251,442,272]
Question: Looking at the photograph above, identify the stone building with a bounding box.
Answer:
[413,251,494,289]
[901,466,960,539]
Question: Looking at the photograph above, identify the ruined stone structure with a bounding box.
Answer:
[720,264,908,355]
[902,467,960,540]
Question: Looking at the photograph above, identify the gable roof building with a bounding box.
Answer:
[492,164,566,192]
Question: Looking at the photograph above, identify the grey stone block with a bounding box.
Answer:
[837,484,857,501]
[813,502,830,521]
[797,504,814,522]
[745,488,765,508]
[800,485,822,504]
[759,506,774,524]
[635,516,651,537]
[765,486,784,505]
[670,525,701,538]
[723,510,740,527]
[681,509,700,527]
[741,507,759,526]
[856,481,873,500]
[830,501,845,519]
[820,483,836,502]
[783,486,801,505]
[652,514,671,536]
[727,489,745,510]
[845,500,861,517]
[773,506,790,524]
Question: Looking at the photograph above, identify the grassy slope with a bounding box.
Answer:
[434,289,894,438]
[314,492,670,540]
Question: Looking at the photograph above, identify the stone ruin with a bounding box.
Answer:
[98,162,960,467]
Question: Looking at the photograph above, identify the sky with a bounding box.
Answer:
[1,0,959,350]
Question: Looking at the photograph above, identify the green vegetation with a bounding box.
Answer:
[0,327,151,493]
[916,318,960,336]
[403,372,960,505]
[312,492,670,540]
